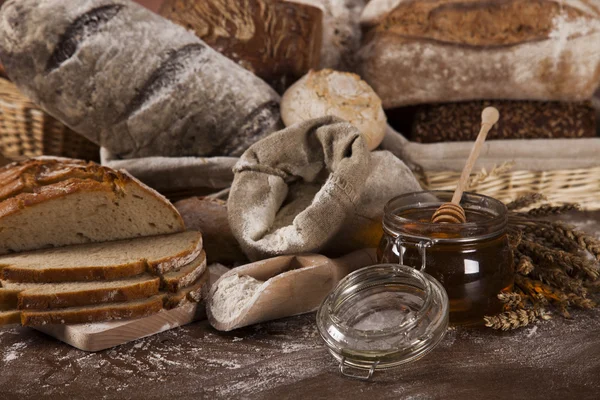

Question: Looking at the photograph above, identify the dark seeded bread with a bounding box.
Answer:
[21,295,164,326]
[0,0,282,159]
[0,158,185,255]
[0,231,203,283]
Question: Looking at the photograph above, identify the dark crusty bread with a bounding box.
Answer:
[3,275,160,310]
[175,197,247,264]
[358,0,600,108]
[0,288,19,309]
[21,295,164,326]
[0,310,20,325]
[160,0,323,92]
[0,158,185,255]
[163,269,209,309]
[0,0,282,158]
[0,231,203,282]
[392,100,598,143]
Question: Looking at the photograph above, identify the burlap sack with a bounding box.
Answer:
[228,116,421,261]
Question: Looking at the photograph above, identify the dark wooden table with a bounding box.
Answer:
[1,211,599,400]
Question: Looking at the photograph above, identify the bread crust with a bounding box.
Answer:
[21,295,164,326]
[0,310,21,326]
[0,288,20,309]
[16,277,161,310]
[161,250,207,293]
[163,270,209,309]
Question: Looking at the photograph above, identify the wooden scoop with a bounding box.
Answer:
[207,249,377,331]
[431,107,500,224]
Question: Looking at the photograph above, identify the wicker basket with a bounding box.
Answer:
[0,78,99,161]
[418,167,600,211]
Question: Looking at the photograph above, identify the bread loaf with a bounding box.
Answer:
[288,0,366,70]
[358,0,600,108]
[394,100,598,142]
[160,0,323,92]
[280,69,386,150]
[175,197,247,264]
[0,0,283,158]
[0,158,185,255]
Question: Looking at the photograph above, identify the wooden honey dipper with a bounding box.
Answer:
[431,107,500,224]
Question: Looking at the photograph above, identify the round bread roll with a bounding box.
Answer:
[280,69,387,150]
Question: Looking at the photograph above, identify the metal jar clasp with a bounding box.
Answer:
[395,235,437,272]
[339,357,379,380]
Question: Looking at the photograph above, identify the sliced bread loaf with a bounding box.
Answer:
[161,250,207,293]
[163,270,210,310]
[0,231,203,282]
[0,310,20,326]
[0,158,186,255]
[2,275,160,310]
[21,295,164,326]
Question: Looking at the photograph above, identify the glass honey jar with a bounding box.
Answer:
[377,191,514,326]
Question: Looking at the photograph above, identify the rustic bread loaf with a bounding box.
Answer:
[0,0,282,158]
[0,231,203,282]
[159,0,323,92]
[358,0,600,108]
[21,295,164,326]
[175,197,246,264]
[289,0,366,70]
[280,69,387,150]
[395,100,598,142]
[2,275,160,310]
[0,158,185,255]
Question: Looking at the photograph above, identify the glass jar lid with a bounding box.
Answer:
[316,264,449,380]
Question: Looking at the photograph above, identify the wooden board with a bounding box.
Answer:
[35,302,205,352]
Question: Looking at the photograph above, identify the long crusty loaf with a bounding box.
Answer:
[21,295,164,326]
[0,158,185,255]
[0,231,203,282]
[358,0,600,107]
[0,0,282,158]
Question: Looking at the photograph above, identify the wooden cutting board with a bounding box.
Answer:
[34,264,229,352]
[35,302,206,352]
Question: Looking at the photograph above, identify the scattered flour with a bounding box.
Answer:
[210,274,265,323]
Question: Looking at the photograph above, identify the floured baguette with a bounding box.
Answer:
[0,310,20,326]
[0,158,185,255]
[163,270,210,310]
[161,250,207,293]
[0,231,203,282]
[21,295,164,326]
[2,275,160,310]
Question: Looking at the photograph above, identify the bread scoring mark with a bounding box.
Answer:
[120,43,207,121]
[45,5,124,72]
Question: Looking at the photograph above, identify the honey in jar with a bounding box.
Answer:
[377,191,514,326]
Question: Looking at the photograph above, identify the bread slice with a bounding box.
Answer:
[0,231,203,282]
[0,158,185,255]
[163,270,209,309]
[21,295,164,326]
[0,310,20,326]
[161,250,207,293]
[0,288,20,309]
[1,275,160,310]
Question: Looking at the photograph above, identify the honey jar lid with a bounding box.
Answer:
[316,264,449,380]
